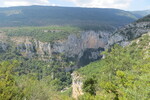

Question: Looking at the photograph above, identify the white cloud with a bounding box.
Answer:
[0,0,54,7]
[66,0,132,9]
[3,1,30,7]
[0,0,134,10]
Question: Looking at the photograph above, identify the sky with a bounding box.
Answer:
[0,0,149,11]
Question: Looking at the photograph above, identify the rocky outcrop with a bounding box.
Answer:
[52,31,110,66]
[1,18,150,65]
[0,33,9,52]
[71,72,83,99]
[78,47,104,66]
[5,20,149,64]
[7,30,111,65]
[0,42,9,52]
[52,31,110,56]
[107,21,150,48]
[71,16,150,99]
[11,37,52,59]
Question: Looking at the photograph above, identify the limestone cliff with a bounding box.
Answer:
[10,37,52,60]
[1,30,111,66]
[0,32,9,52]
[71,15,150,99]
[59,31,109,66]
[2,15,150,66]
[107,20,150,48]
[71,72,83,99]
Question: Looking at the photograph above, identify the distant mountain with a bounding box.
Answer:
[136,14,150,22]
[132,10,150,17]
[0,5,143,30]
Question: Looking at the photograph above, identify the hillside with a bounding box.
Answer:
[1,29,149,100]
[132,10,150,17]
[76,32,150,100]
[71,15,150,99]
[137,14,150,22]
[107,14,150,48]
[0,26,109,66]
[0,6,142,30]
[0,6,150,100]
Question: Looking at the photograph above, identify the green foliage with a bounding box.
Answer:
[83,76,97,95]
[78,34,150,100]
[1,26,80,42]
[78,93,96,100]
[15,75,58,100]
[60,87,72,98]
[16,58,72,90]
[0,60,23,100]
[0,21,150,100]
[0,42,73,90]
[0,60,73,100]
[137,15,150,22]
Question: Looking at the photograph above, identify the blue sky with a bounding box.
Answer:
[0,0,149,11]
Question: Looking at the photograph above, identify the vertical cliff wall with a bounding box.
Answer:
[71,72,83,99]
[107,22,150,48]
[2,30,111,66]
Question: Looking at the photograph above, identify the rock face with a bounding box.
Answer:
[71,72,83,99]
[71,15,150,99]
[58,31,110,66]
[3,30,111,66]
[107,21,150,48]
[2,15,150,66]
[0,33,9,53]
[51,31,110,56]
[10,37,52,60]
[0,42,9,52]
[1,19,150,66]
[78,48,104,66]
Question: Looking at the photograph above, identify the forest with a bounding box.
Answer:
[78,33,150,99]
[0,5,150,100]
[0,30,149,99]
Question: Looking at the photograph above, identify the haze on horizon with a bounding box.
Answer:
[0,0,149,11]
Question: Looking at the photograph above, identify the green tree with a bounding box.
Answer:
[82,76,97,95]
[0,60,23,100]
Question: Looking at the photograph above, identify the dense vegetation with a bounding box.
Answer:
[0,41,73,99]
[78,33,150,100]
[0,6,142,30]
[137,14,150,22]
[0,60,73,100]
[0,11,150,99]
[1,26,80,42]
[0,29,149,100]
